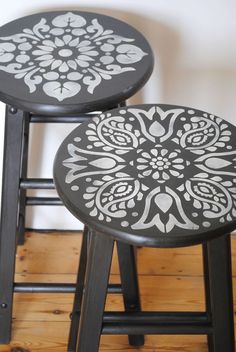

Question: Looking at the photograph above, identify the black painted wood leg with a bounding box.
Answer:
[117,243,144,346]
[76,231,114,352]
[17,113,30,245]
[0,106,25,343]
[203,234,235,352]
[68,226,89,352]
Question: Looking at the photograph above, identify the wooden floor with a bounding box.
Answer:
[0,231,236,351]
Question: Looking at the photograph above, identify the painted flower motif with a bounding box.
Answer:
[193,182,226,203]
[60,107,236,234]
[0,12,148,101]
[137,146,185,182]
[103,182,134,202]
[175,115,232,154]
[32,35,98,72]
[84,114,141,155]
[82,175,143,222]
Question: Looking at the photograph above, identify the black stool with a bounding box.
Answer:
[54,104,236,351]
[0,11,154,343]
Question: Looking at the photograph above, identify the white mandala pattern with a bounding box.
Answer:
[0,12,148,101]
[61,106,236,235]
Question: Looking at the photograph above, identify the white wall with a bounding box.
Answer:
[0,0,236,229]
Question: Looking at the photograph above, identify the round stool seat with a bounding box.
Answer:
[54,104,236,247]
[0,11,153,115]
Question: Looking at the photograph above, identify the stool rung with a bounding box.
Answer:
[20,178,54,189]
[26,197,62,206]
[101,312,212,335]
[14,283,122,294]
[30,115,96,123]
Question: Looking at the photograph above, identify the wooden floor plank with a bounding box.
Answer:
[0,321,209,352]
[0,231,234,351]
[16,232,236,276]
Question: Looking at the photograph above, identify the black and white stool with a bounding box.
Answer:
[0,11,153,343]
[54,104,235,351]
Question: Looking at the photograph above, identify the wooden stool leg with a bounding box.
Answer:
[76,231,114,352]
[17,114,30,245]
[203,234,235,352]
[0,107,25,343]
[68,226,89,352]
[117,243,144,346]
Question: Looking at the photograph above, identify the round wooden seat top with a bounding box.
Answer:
[54,104,236,247]
[0,11,153,115]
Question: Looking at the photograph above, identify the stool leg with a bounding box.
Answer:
[76,231,114,352]
[203,234,235,352]
[68,226,89,352]
[0,107,25,343]
[117,243,144,346]
[17,114,30,245]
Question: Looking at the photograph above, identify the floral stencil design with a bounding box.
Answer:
[136,146,189,182]
[59,106,236,235]
[0,12,148,101]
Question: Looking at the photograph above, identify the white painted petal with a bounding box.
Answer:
[16,54,30,63]
[173,164,185,170]
[63,35,72,44]
[39,59,54,67]
[43,81,81,101]
[35,54,53,61]
[101,43,115,52]
[151,148,158,157]
[137,158,148,163]
[50,28,64,36]
[116,44,147,64]
[0,52,14,62]
[51,59,63,70]
[162,172,170,180]
[76,58,89,68]
[173,158,184,163]
[59,62,69,72]
[32,50,50,56]
[161,149,168,156]
[152,171,160,179]
[18,42,32,51]
[100,55,114,65]
[142,152,151,159]
[149,121,165,137]
[52,12,87,28]
[0,42,16,52]
[67,72,83,81]
[170,170,180,177]
[42,40,57,48]
[155,193,173,213]
[67,60,77,70]
[72,28,86,36]
[37,45,54,52]
[77,40,91,48]
[55,37,65,47]
[89,158,116,169]
[43,71,59,80]
[205,157,232,169]
[137,165,148,170]
[69,38,80,47]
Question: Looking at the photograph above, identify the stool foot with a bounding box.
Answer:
[117,243,144,346]
[0,107,25,343]
[76,231,114,352]
[68,226,89,351]
[203,234,235,352]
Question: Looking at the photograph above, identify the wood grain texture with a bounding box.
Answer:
[0,231,235,351]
